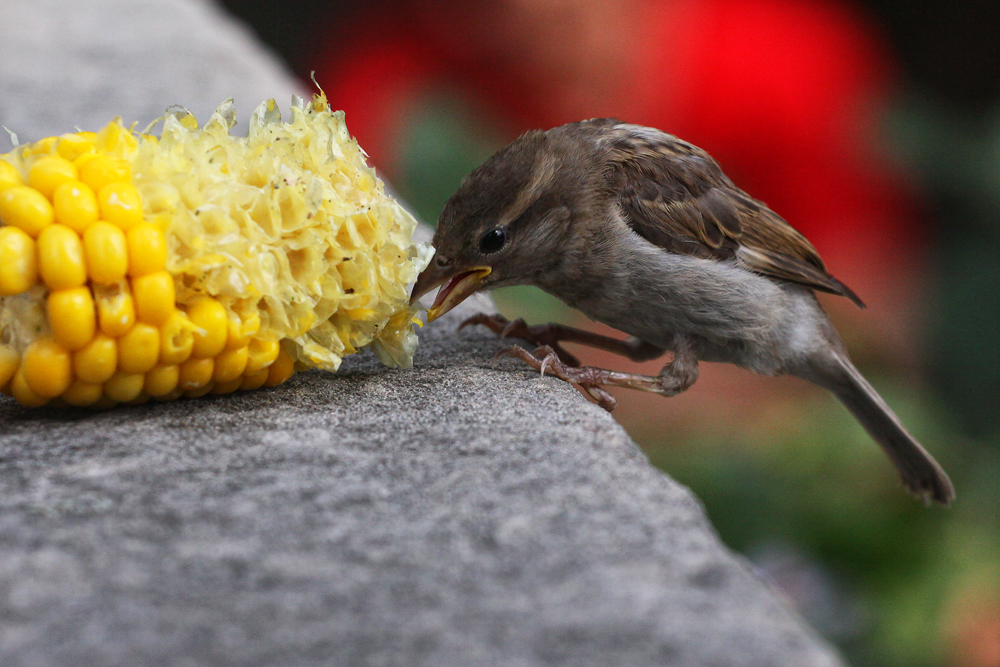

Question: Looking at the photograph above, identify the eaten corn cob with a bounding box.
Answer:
[0,94,430,409]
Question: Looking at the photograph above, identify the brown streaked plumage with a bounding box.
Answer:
[603,121,865,306]
[411,119,953,505]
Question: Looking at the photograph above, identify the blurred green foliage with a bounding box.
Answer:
[396,93,501,228]
[889,95,1000,437]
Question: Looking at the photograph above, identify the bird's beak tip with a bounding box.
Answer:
[422,266,491,322]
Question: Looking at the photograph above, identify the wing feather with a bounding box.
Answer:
[607,125,865,307]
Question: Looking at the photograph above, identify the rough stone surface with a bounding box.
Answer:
[0,312,846,667]
[0,1,846,665]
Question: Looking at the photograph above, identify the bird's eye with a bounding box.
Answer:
[479,228,506,254]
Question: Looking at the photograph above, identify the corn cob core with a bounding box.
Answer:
[0,94,430,408]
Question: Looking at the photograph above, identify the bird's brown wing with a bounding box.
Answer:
[607,129,865,307]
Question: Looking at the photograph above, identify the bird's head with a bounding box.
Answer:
[411,127,597,320]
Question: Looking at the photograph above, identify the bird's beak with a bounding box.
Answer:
[410,264,492,322]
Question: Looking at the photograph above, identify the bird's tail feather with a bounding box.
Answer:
[816,353,954,505]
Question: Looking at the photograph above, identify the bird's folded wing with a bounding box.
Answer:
[609,141,864,307]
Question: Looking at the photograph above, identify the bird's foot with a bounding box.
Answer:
[460,313,580,366]
[492,338,699,411]
[492,344,618,411]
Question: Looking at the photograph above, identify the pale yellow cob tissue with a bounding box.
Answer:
[0,93,430,408]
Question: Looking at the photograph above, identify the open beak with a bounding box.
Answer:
[410,264,492,322]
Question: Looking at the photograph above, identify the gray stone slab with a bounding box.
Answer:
[0,0,846,665]
[0,305,843,667]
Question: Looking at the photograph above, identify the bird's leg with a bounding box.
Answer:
[460,313,665,368]
[493,335,699,412]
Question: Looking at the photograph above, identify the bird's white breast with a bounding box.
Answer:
[546,221,829,375]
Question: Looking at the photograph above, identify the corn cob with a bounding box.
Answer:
[0,94,430,409]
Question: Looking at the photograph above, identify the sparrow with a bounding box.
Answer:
[409,119,954,505]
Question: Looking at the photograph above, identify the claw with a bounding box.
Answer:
[500,318,525,339]
[490,342,628,411]
[476,316,696,410]
[491,344,522,367]
[539,354,553,377]
[457,312,583,367]
[560,348,581,368]
[583,385,617,411]
[531,345,558,373]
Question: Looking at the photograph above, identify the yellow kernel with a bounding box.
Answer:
[37,224,87,289]
[159,311,194,365]
[29,137,58,156]
[226,311,260,350]
[184,383,215,398]
[77,154,130,193]
[94,280,135,337]
[73,333,118,383]
[98,182,144,230]
[212,345,248,384]
[174,112,199,131]
[0,185,54,237]
[179,357,213,390]
[245,338,280,375]
[240,368,269,392]
[0,345,19,389]
[83,221,128,284]
[0,226,38,296]
[126,223,167,276]
[11,367,50,408]
[101,123,137,153]
[264,349,294,387]
[153,387,184,403]
[0,160,23,192]
[73,153,98,172]
[186,297,227,359]
[120,135,137,152]
[150,212,172,231]
[56,133,96,162]
[131,271,175,325]
[118,322,160,374]
[47,286,96,351]
[104,371,144,403]
[28,156,78,199]
[52,180,99,232]
[124,393,150,406]
[62,380,103,407]
[211,378,244,395]
[22,335,72,398]
[144,364,179,397]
